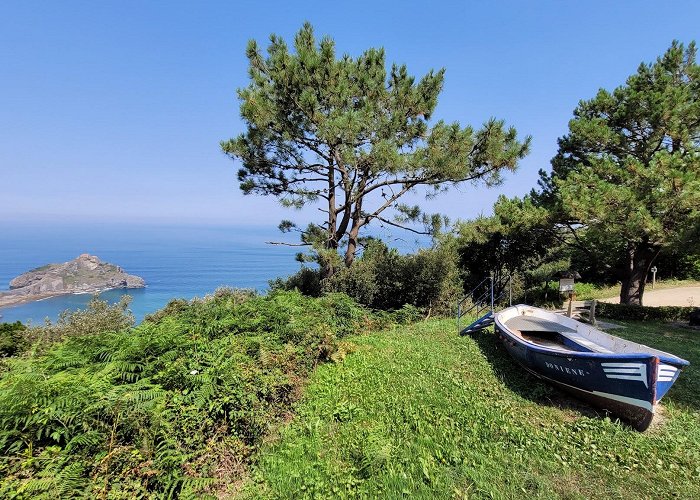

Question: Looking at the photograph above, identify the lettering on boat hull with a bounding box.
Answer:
[544,361,587,377]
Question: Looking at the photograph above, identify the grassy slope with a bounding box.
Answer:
[246,319,700,499]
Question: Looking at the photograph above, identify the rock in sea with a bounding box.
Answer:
[0,254,145,308]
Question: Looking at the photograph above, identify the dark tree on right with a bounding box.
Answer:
[537,41,700,305]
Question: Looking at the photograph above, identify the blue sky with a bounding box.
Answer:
[1,1,698,226]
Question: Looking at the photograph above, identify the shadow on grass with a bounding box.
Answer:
[468,328,619,423]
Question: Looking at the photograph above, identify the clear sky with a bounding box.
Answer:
[1,1,698,226]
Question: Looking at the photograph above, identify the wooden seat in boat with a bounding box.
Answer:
[560,331,613,353]
[505,316,577,334]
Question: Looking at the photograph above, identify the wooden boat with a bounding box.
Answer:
[494,304,689,430]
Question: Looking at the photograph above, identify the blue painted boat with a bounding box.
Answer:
[494,304,689,430]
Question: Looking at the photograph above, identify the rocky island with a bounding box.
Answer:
[0,254,145,308]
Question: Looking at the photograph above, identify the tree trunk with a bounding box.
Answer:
[321,162,337,281]
[619,242,659,306]
[344,169,366,268]
[344,218,361,267]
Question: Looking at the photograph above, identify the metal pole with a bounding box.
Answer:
[490,276,494,313]
[509,275,512,306]
[457,303,461,333]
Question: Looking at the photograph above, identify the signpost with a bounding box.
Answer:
[559,278,576,317]
[651,266,657,289]
[558,278,575,293]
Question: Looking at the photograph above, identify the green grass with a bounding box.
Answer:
[245,319,700,499]
[598,320,699,411]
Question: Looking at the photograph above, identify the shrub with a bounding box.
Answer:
[515,280,561,307]
[324,240,461,316]
[392,304,423,324]
[269,267,321,297]
[24,295,135,351]
[521,281,603,307]
[597,302,697,322]
[571,282,602,300]
[0,322,27,357]
[682,253,700,281]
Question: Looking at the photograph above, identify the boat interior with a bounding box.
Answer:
[504,316,613,353]
[497,305,689,365]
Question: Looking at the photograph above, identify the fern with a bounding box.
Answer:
[64,430,103,452]
[21,477,57,495]
[0,291,377,496]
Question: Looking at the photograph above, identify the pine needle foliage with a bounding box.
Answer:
[0,289,389,498]
[222,23,531,276]
[538,41,700,305]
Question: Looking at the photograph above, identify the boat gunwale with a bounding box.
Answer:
[494,306,689,367]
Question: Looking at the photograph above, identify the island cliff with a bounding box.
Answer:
[0,254,145,308]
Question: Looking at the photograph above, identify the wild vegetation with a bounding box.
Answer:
[1,285,696,498]
[0,322,27,358]
[245,318,700,498]
[272,239,461,316]
[0,290,418,498]
[596,302,698,322]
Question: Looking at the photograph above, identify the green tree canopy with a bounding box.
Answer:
[456,195,566,295]
[222,23,530,277]
[538,41,700,305]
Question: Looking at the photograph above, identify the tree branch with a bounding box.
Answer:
[362,182,417,226]
[373,215,432,235]
[265,241,312,247]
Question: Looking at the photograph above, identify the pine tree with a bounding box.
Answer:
[539,41,700,305]
[222,23,530,277]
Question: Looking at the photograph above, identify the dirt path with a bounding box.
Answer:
[602,286,700,307]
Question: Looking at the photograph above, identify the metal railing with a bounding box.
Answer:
[456,274,513,333]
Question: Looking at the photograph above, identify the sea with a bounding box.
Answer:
[0,221,428,325]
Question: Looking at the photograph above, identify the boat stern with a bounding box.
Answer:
[655,358,689,401]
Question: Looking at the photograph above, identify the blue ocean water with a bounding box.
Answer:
[0,222,303,324]
[0,222,429,325]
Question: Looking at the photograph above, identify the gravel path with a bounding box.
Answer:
[602,286,700,307]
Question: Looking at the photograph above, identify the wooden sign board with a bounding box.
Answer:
[559,278,574,292]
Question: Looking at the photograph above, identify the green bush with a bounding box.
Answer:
[682,253,700,280]
[0,290,385,498]
[597,302,697,322]
[0,322,27,357]
[521,281,604,306]
[269,267,321,297]
[272,240,461,316]
[325,240,461,316]
[517,280,563,307]
[571,282,602,300]
[24,295,135,352]
[391,304,423,324]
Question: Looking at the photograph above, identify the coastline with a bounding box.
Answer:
[0,224,304,325]
[0,254,147,314]
[0,286,145,310]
